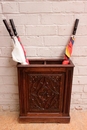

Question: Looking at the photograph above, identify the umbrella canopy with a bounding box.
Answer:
[12,36,28,64]
[9,19,29,64]
[62,19,79,65]
[3,19,29,65]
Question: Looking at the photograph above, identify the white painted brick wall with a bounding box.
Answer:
[26,25,57,36]
[19,2,52,13]
[0,0,87,111]
[2,2,19,13]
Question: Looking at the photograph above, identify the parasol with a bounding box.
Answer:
[9,19,29,64]
[3,19,29,65]
[62,19,79,65]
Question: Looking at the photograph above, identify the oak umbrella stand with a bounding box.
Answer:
[17,59,74,123]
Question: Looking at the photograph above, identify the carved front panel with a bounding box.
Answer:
[27,74,64,113]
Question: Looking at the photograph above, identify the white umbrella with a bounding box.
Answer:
[3,19,28,65]
[12,36,28,65]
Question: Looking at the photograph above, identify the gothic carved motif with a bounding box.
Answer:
[28,74,62,112]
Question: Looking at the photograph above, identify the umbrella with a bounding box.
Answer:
[3,19,29,65]
[62,19,79,65]
[9,19,29,64]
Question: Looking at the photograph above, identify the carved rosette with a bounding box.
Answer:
[28,74,62,112]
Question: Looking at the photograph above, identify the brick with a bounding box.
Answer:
[0,25,9,36]
[73,93,81,99]
[71,94,81,102]
[0,76,3,84]
[59,25,87,36]
[0,94,13,100]
[72,57,87,66]
[74,14,87,25]
[2,2,19,13]
[41,14,73,25]
[0,76,18,85]
[12,94,19,100]
[0,48,1,55]
[50,47,64,57]
[52,2,84,13]
[75,36,87,46]
[0,15,3,25]
[2,105,10,111]
[78,67,87,75]
[0,58,16,67]
[25,47,37,57]
[70,104,75,110]
[0,94,18,101]
[73,76,87,85]
[21,36,43,46]
[37,47,50,57]
[15,25,25,36]
[43,36,69,46]
[0,85,18,93]
[0,105,2,112]
[84,86,87,92]
[52,2,70,13]
[77,25,87,35]
[0,4,2,13]
[26,26,57,36]
[10,105,19,112]
[0,67,17,76]
[82,93,87,99]
[72,85,83,93]
[72,2,84,13]
[59,25,73,36]
[0,94,4,99]
[84,2,87,12]
[74,66,87,76]
[73,47,87,56]
[71,98,83,104]
[82,99,87,104]
[36,47,64,57]
[19,2,52,13]
[74,67,79,76]
[71,99,80,104]
[6,14,40,25]
[0,36,12,47]
[1,47,12,57]
[0,100,19,105]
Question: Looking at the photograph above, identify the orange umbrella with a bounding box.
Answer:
[62,19,79,65]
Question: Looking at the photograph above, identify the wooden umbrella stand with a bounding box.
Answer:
[17,59,74,123]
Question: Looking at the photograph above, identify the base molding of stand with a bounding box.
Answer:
[19,115,70,123]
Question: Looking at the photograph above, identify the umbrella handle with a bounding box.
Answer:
[9,19,18,36]
[72,19,79,35]
[3,19,13,37]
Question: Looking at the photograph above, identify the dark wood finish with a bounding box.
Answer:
[17,59,74,123]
